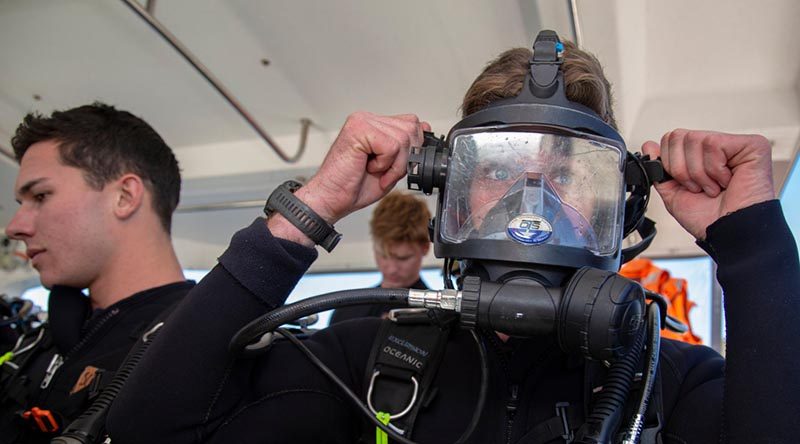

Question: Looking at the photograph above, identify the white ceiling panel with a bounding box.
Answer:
[645,0,800,97]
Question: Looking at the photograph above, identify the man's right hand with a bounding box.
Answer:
[268,112,429,247]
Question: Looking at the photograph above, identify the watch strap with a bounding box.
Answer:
[264,180,342,252]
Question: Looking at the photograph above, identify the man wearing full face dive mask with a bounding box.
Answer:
[106,32,799,444]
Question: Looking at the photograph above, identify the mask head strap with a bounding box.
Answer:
[449,31,622,144]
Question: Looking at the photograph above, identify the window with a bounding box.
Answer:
[18,285,53,311]
[780,156,800,242]
[18,262,717,345]
[649,257,715,346]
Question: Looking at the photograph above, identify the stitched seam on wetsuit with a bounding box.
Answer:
[202,360,236,425]
[215,388,348,430]
[658,348,682,388]
[662,431,689,444]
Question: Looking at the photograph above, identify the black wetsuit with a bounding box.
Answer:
[330,278,429,325]
[0,281,193,444]
[107,201,800,443]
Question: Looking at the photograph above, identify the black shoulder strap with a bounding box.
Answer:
[517,402,584,444]
[362,309,453,440]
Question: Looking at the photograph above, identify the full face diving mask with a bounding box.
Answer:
[441,124,625,268]
[408,31,665,279]
[407,30,669,361]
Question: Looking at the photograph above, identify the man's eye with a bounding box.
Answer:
[489,168,511,181]
[33,193,48,203]
[551,167,573,186]
[552,174,572,186]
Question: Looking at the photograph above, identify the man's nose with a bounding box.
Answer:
[5,207,34,240]
[385,259,400,273]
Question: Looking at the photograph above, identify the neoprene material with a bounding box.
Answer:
[107,202,800,443]
[0,282,193,444]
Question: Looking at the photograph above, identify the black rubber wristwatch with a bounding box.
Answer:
[264,180,342,252]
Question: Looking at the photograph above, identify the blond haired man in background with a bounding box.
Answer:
[330,191,432,324]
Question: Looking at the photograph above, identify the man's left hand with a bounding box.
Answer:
[642,130,775,240]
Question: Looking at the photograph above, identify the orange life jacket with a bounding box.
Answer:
[619,258,703,345]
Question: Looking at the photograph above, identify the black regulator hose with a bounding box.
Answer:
[229,288,409,356]
[50,322,165,444]
[574,321,646,444]
[620,302,661,444]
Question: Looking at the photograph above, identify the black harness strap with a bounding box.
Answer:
[517,402,584,444]
[363,309,454,440]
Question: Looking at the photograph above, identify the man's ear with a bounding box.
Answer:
[113,174,146,220]
[420,242,430,256]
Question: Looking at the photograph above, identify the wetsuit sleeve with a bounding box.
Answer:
[106,219,337,443]
[687,200,799,443]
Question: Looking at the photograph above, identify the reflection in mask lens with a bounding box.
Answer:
[440,126,625,256]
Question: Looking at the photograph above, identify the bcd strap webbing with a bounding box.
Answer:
[363,309,454,440]
[517,402,584,444]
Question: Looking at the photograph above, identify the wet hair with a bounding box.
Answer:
[12,102,181,233]
[371,191,431,249]
[461,41,617,129]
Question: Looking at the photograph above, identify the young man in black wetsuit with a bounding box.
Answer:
[108,40,799,444]
[1,103,194,443]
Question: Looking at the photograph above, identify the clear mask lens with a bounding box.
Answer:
[440,125,625,256]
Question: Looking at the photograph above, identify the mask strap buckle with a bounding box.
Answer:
[529,30,564,97]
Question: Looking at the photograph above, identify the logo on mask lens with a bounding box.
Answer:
[507,214,553,245]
